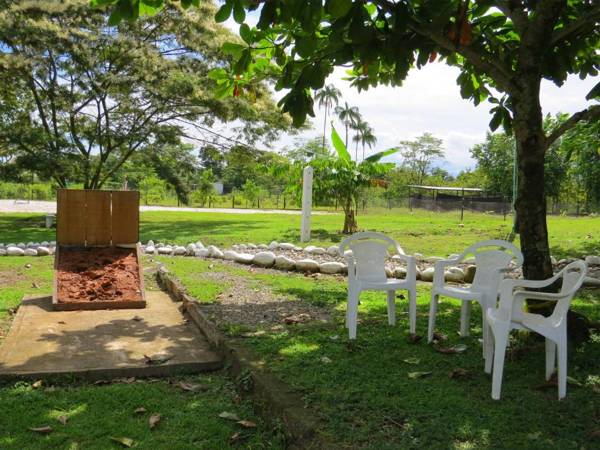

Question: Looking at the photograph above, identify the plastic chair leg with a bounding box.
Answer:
[484,329,494,374]
[545,338,556,381]
[491,326,509,400]
[347,290,360,340]
[460,300,472,337]
[427,294,439,343]
[408,288,417,335]
[557,339,567,400]
[386,290,396,326]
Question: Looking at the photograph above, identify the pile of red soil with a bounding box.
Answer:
[56,246,143,303]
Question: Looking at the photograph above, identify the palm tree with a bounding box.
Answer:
[352,119,378,161]
[314,84,341,151]
[334,102,361,151]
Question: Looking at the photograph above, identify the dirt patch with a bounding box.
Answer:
[56,247,143,303]
[197,269,330,328]
[0,271,25,286]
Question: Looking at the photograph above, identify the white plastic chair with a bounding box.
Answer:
[339,232,417,340]
[485,260,587,400]
[427,240,524,348]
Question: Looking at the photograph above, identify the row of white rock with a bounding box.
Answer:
[0,241,56,256]
[143,240,476,281]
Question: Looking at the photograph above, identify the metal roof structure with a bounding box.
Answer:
[406,185,484,192]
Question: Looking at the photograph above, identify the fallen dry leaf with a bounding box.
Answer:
[144,354,173,365]
[134,407,147,414]
[29,426,53,434]
[32,282,40,289]
[149,414,161,430]
[432,331,447,342]
[57,321,66,325]
[178,381,209,392]
[219,411,241,421]
[57,415,68,425]
[434,344,468,354]
[229,431,249,444]
[408,371,432,379]
[402,357,421,365]
[237,419,257,428]
[283,313,311,324]
[589,430,600,440]
[32,380,43,389]
[407,333,423,344]
[449,368,471,379]
[110,436,135,448]
[132,315,143,322]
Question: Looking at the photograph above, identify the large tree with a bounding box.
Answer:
[99,0,599,281]
[0,0,287,189]
[398,132,445,185]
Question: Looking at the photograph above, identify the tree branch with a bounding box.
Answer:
[546,104,600,147]
[550,5,600,46]
[494,0,529,33]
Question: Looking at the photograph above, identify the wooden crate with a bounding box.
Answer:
[53,189,146,310]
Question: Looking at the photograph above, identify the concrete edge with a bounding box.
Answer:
[156,266,329,449]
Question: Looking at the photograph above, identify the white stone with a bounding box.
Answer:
[448,253,460,260]
[238,244,248,250]
[145,245,156,255]
[463,257,476,264]
[26,242,35,248]
[38,245,50,256]
[147,240,155,247]
[195,241,205,249]
[257,244,269,249]
[385,267,393,277]
[326,245,339,256]
[41,241,49,246]
[464,265,477,283]
[293,246,303,251]
[583,276,600,287]
[223,250,239,261]
[444,267,465,283]
[50,241,56,246]
[235,253,255,265]
[343,250,353,257]
[211,248,224,258]
[584,255,600,266]
[7,246,25,256]
[195,248,210,257]
[247,243,257,249]
[207,245,219,256]
[269,241,279,250]
[393,267,407,279]
[413,252,424,260]
[319,261,345,274]
[295,259,320,272]
[173,246,187,256]
[157,246,172,255]
[279,243,295,250]
[391,255,403,262]
[253,251,276,267]
[17,243,26,249]
[186,244,197,255]
[306,245,326,255]
[24,248,38,256]
[420,267,435,282]
[0,249,6,256]
[274,255,296,270]
[425,256,445,263]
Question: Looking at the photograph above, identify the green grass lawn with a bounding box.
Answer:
[159,257,600,450]
[1,209,600,258]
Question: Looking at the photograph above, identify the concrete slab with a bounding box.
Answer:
[0,290,221,380]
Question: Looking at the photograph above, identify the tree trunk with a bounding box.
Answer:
[342,206,358,234]
[322,104,328,150]
[512,77,553,281]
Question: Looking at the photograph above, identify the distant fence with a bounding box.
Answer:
[1,181,599,216]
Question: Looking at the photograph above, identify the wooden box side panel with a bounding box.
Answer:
[57,190,86,245]
[86,190,112,246]
[112,191,140,244]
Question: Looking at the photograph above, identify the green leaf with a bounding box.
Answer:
[139,1,161,16]
[327,0,353,18]
[234,48,252,74]
[233,0,246,24]
[215,1,232,22]
[331,125,351,162]
[489,109,503,131]
[364,147,398,163]
[239,24,252,44]
[222,42,246,58]
[585,81,600,100]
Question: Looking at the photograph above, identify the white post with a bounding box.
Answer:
[300,166,313,242]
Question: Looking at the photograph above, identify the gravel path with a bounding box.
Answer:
[0,199,331,215]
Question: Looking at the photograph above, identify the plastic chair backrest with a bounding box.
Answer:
[471,250,514,291]
[350,240,388,282]
[551,260,587,322]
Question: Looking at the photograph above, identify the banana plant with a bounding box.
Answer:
[310,125,397,233]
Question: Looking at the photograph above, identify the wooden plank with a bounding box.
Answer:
[57,190,86,245]
[85,190,111,246]
[111,191,139,244]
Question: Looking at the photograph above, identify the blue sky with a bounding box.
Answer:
[219,14,598,175]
